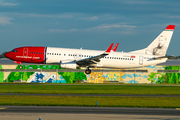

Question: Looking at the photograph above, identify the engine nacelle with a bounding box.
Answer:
[60,61,78,69]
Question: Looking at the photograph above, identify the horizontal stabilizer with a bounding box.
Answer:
[153,56,174,60]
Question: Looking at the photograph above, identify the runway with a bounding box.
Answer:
[1,106,180,115]
[1,93,180,97]
[0,106,180,120]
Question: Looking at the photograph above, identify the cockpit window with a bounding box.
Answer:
[11,49,18,52]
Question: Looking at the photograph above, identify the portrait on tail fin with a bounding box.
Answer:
[147,25,175,56]
[152,35,167,56]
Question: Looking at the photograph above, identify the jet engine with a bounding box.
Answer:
[60,61,78,69]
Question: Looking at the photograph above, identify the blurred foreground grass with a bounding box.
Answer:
[0,96,180,108]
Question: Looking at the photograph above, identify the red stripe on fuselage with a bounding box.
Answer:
[5,46,46,64]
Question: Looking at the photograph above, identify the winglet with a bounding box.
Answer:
[112,43,119,52]
[105,43,114,53]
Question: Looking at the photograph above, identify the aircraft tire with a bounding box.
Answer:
[85,69,91,74]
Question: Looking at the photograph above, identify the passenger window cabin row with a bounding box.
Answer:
[29,52,44,54]
[46,53,134,60]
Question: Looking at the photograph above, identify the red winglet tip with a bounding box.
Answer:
[106,43,114,53]
[112,43,119,52]
[165,25,175,30]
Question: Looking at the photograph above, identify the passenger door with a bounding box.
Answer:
[23,48,28,59]
[139,56,143,65]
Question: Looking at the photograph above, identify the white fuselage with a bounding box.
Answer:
[45,47,167,68]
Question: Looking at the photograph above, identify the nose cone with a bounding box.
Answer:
[4,52,11,58]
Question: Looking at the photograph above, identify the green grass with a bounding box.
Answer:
[0,84,180,95]
[0,96,180,108]
[1,84,180,108]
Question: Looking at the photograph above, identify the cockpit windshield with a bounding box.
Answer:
[11,49,18,52]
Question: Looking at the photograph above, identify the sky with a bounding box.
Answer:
[0,0,180,56]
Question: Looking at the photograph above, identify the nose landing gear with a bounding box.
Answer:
[85,68,91,74]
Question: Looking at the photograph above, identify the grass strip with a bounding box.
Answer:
[0,84,180,95]
[0,96,180,108]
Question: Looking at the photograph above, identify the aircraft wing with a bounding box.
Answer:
[76,43,114,66]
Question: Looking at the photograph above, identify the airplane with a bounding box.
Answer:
[4,25,175,74]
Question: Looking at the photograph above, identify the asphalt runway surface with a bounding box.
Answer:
[0,106,179,115]
[1,93,180,97]
[0,106,180,120]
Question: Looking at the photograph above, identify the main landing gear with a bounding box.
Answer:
[85,68,91,74]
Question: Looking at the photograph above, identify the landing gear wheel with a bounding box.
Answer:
[85,69,91,74]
